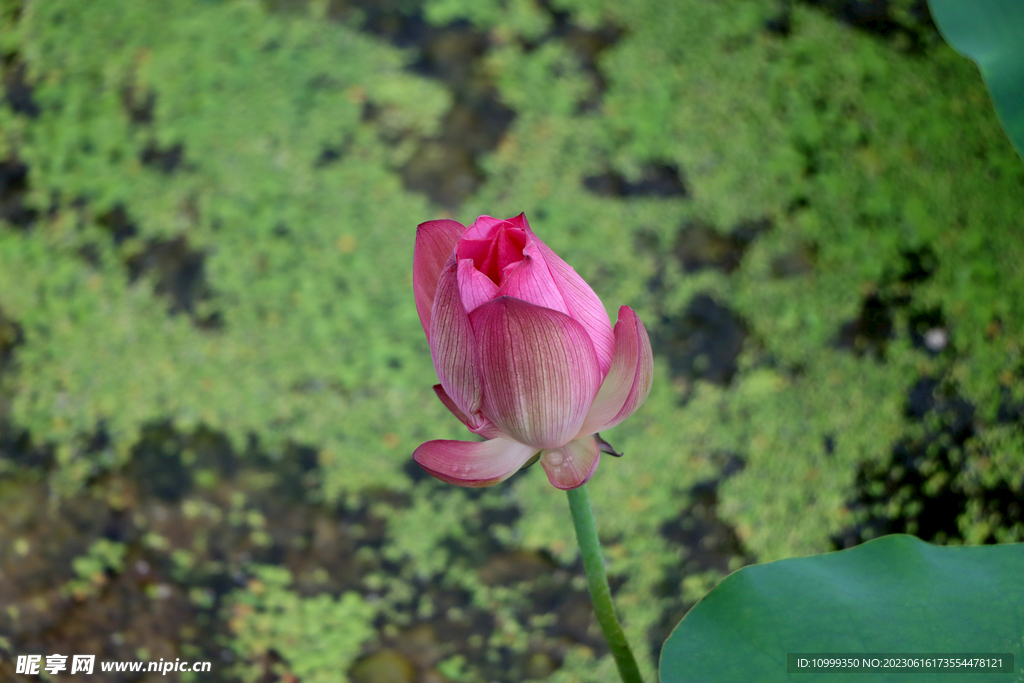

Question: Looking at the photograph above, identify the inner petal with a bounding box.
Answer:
[460,222,528,285]
[494,227,528,280]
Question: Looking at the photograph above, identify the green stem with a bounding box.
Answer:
[566,484,645,683]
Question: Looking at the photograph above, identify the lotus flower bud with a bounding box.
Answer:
[412,214,653,489]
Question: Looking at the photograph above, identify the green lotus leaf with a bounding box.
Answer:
[661,534,1024,682]
[929,0,1024,159]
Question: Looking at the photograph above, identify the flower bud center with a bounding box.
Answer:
[457,221,528,285]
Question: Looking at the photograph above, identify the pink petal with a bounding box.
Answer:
[469,296,601,450]
[461,215,505,241]
[433,384,504,439]
[414,437,539,487]
[430,259,483,419]
[520,219,614,376]
[504,213,531,232]
[495,248,570,315]
[578,306,654,436]
[414,219,467,341]
[541,436,600,489]
[457,259,499,313]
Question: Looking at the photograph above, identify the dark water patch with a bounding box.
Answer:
[126,235,222,329]
[130,423,196,502]
[786,195,810,214]
[0,424,55,472]
[2,53,40,118]
[0,157,38,229]
[435,484,523,565]
[997,377,1024,424]
[765,6,793,36]
[654,293,748,387]
[120,81,156,126]
[673,218,770,274]
[140,141,186,174]
[632,227,661,255]
[835,245,946,360]
[651,452,751,660]
[771,0,938,53]
[478,550,556,586]
[834,293,893,360]
[373,551,597,680]
[536,580,610,655]
[54,199,219,331]
[899,245,937,283]
[362,592,498,681]
[96,204,139,245]
[362,531,593,680]
[632,227,669,300]
[119,82,190,174]
[282,0,516,208]
[402,139,486,210]
[833,374,1024,549]
[832,378,972,547]
[0,306,23,377]
[771,242,817,278]
[584,162,688,199]
[796,138,820,177]
[118,81,188,174]
[315,135,353,168]
[399,21,515,208]
[534,0,624,111]
[0,305,53,473]
[127,423,325,507]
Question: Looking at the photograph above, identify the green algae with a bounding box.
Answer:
[224,565,375,683]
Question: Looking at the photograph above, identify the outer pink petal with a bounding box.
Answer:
[541,436,600,490]
[457,259,499,313]
[430,258,483,419]
[518,217,614,376]
[578,306,654,436]
[433,384,504,439]
[495,249,570,315]
[414,437,538,487]
[414,219,467,341]
[469,296,601,450]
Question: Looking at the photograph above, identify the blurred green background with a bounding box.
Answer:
[1,0,1022,681]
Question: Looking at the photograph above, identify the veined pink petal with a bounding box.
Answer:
[433,384,504,439]
[495,248,570,315]
[457,259,499,313]
[541,436,600,490]
[470,296,601,450]
[414,219,467,340]
[578,306,654,436]
[430,259,483,419]
[414,437,538,487]
[518,217,615,376]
